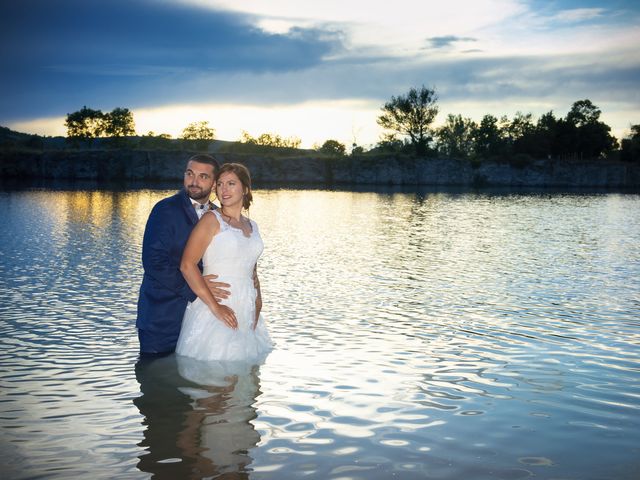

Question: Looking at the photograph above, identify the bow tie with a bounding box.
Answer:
[193,202,209,210]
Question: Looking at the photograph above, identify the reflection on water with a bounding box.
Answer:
[0,184,639,479]
[135,355,262,479]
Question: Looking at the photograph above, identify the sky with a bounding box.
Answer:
[1,0,639,149]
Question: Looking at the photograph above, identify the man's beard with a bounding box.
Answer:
[187,186,210,201]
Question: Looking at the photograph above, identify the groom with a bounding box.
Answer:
[136,153,229,355]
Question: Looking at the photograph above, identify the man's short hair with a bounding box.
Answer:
[186,154,220,172]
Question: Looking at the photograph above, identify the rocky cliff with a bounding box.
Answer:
[1,150,639,188]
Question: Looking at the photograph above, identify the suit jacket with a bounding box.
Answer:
[136,190,200,353]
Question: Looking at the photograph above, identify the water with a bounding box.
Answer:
[1,184,639,479]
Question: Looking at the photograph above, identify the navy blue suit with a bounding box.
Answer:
[136,190,200,354]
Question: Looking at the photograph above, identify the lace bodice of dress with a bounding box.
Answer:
[201,210,263,282]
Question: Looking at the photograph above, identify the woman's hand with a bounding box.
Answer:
[212,304,237,329]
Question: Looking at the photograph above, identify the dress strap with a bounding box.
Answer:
[249,218,259,234]
[212,209,230,232]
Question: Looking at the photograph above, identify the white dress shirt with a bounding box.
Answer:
[192,201,211,219]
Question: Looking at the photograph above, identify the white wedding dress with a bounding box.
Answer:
[176,209,272,363]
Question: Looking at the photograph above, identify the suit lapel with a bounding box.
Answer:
[180,190,199,225]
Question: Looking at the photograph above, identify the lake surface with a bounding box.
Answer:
[1,183,639,479]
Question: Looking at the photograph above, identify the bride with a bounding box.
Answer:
[175,163,272,363]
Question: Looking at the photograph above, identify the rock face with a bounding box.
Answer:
[1,150,639,187]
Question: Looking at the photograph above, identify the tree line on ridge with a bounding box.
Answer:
[30,87,640,164]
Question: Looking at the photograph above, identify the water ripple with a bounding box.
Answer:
[1,187,639,479]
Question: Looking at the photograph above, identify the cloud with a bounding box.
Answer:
[550,8,606,23]
[426,36,477,49]
[177,0,528,54]
[2,0,341,71]
[0,0,342,118]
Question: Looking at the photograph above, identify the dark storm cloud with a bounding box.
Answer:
[0,0,342,118]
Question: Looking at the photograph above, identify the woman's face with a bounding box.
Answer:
[216,171,245,208]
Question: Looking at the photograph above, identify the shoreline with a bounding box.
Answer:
[2,149,639,188]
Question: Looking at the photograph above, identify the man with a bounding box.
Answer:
[136,153,229,355]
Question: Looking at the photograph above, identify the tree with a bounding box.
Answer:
[566,99,601,127]
[436,114,476,159]
[181,121,216,141]
[103,108,135,137]
[530,110,559,158]
[620,124,640,163]
[565,99,617,158]
[377,85,439,156]
[259,133,301,149]
[181,121,215,151]
[66,106,136,146]
[240,131,301,149]
[240,130,257,144]
[472,114,504,159]
[318,139,346,156]
[577,121,617,158]
[504,112,534,141]
[552,117,579,158]
[350,144,364,155]
[65,106,105,138]
[501,112,537,156]
[375,133,409,153]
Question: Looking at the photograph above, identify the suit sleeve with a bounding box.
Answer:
[141,202,196,302]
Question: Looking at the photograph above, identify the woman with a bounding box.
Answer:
[175,163,272,362]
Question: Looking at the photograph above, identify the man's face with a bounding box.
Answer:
[183,160,215,202]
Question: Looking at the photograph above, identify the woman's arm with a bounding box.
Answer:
[180,213,238,329]
[252,263,262,330]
